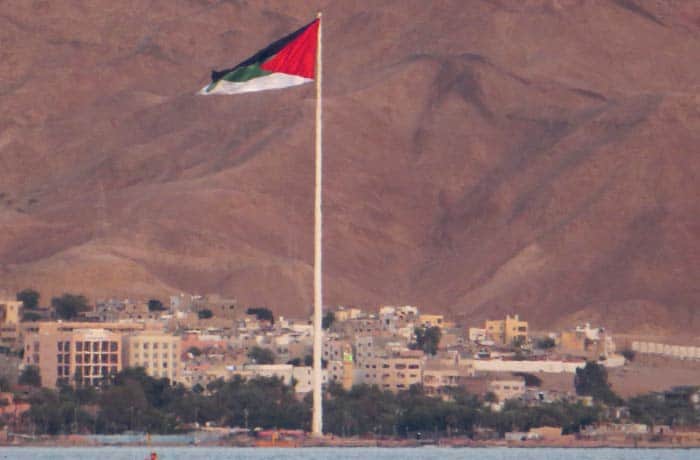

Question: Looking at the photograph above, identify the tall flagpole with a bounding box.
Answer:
[311,11,324,437]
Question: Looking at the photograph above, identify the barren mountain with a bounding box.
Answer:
[1,0,699,333]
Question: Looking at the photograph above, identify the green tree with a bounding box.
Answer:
[412,326,441,355]
[19,365,42,387]
[197,309,213,319]
[147,299,166,312]
[512,335,527,348]
[16,288,40,309]
[514,372,542,387]
[536,337,556,349]
[22,311,42,322]
[52,293,90,320]
[574,361,622,406]
[620,349,636,362]
[248,346,275,364]
[322,311,335,329]
[246,307,274,324]
[187,346,202,357]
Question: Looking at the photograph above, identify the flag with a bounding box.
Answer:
[199,18,319,95]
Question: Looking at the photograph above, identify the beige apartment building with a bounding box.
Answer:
[358,349,424,392]
[22,321,145,388]
[485,314,529,346]
[423,351,475,396]
[24,327,123,388]
[0,300,22,350]
[123,331,182,383]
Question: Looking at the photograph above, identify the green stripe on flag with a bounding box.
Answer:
[221,63,271,83]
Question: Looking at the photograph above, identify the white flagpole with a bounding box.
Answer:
[311,11,324,437]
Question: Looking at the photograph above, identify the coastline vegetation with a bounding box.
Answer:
[9,364,699,437]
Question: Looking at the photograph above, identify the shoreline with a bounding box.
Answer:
[3,438,700,449]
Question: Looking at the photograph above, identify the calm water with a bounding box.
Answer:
[0,447,697,460]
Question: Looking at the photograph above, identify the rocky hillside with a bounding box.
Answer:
[1,0,699,333]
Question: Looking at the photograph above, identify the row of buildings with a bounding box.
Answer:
[1,297,621,406]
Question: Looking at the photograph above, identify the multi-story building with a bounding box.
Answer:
[0,300,22,350]
[357,349,424,392]
[323,335,350,362]
[326,343,354,390]
[485,314,528,346]
[422,351,475,396]
[123,331,182,383]
[23,327,123,388]
[22,321,144,388]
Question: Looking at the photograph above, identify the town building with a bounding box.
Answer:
[24,327,123,388]
[485,314,528,346]
[332,306,363,322]
[21,321,145,388]
[356,349,424,392]
[488,378,526,402]
[418,314,445,328]
[0,300,22,350]
[559,323,615,359]
[123,331,182,383]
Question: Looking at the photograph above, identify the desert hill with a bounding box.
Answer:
[1,0,699,333]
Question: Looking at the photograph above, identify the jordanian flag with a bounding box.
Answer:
[199,18,319,95]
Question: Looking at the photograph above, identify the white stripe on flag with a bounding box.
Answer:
[198,73,313,95]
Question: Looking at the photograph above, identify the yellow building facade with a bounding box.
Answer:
[123,331,182,383]
[485,314,528,346]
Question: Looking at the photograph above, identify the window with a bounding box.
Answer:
[408,364,419,369]
[143,343,150,349]
[92,342,99,352]
[76,342,83,352]
[76,355,83,364]
[395,364,406,369]
[153,343,159,349]
[64,342,70,352]
[110,341,118,352]
[58,342,63,352]
[110,354,117,363]
[58,355,63,363]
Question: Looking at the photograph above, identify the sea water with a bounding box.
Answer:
[0,447,697,460]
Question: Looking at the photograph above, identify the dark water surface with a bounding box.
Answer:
[0,447,698,460]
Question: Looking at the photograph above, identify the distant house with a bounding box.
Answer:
[484,314,528,346]
[488,378,526,402]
